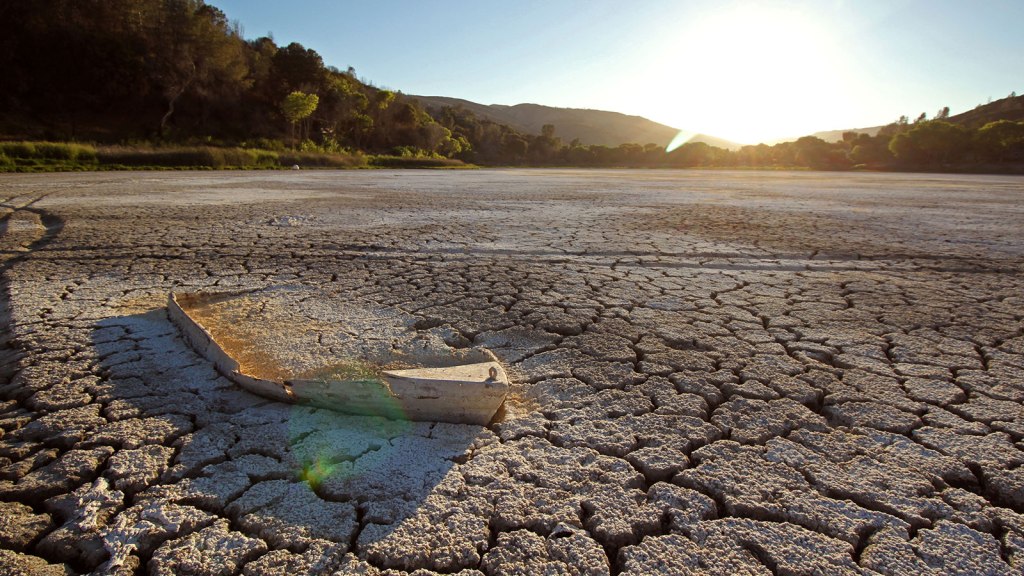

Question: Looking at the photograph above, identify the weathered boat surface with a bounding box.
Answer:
[168,290,509,425]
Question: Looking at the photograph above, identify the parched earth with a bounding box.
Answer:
[1,169,1023,575]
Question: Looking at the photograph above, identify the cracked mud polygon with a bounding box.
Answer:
[1,169,1023,575]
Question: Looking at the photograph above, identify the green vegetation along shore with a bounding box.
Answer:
[0,142,467,172]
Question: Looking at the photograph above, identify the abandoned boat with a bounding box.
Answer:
[167,291,509,425]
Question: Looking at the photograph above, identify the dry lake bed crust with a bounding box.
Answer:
[0,169,1022,575]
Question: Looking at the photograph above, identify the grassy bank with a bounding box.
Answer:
[368,155,471,169]
[0,142,469,172]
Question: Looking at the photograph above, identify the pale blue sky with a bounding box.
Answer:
[214,0,1024,144]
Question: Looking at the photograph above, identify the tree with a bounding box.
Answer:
[878,115,911,138]
[394,102,418,127]
[148,0,249,136]
[793,136,847,169]
[349,113,374,148]
[530,124,561,164]
[735,144,771,166]
[975,120,1024,162]
[668,141,715,167]
[849,133,894,167]
[281,91,319,146]
[502,134,528,163]
[417,124,451,155]
[271,42,324,95]
[889,121,970,166]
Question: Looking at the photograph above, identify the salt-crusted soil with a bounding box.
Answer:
[0,168,1022,575]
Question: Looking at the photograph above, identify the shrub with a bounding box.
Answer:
[210,147,281,168]
[391,146,421,158]
[0,141,98,168]
[369,155,466,168]
[278,151,366,168]
[72,143,98,163]
[34,142,76,160]
[36,142,98,162]
[96,146,219,167]
[0,142,36,158]
[97,146,296,169]
[252,150,279,167]
[3,143,368,170]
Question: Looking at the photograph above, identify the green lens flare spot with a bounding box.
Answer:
[297,455,338,490]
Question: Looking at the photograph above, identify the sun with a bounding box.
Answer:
[646,4,854,145]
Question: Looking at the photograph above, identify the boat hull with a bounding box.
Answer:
[168,291,509,425]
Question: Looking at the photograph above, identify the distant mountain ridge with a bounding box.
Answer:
[809,126,883,143]
[410,95,742,150]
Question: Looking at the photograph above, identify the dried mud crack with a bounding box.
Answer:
[0,169,1023,575]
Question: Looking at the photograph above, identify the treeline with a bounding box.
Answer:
[1,1,1021,172]
[722,109,1024,172]
[426,103,1024,171]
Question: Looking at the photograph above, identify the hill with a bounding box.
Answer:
[948,94,1024,128]
[411,95,741,150]
[803,94,1024,143]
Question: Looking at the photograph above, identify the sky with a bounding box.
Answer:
[214,0,1024,145]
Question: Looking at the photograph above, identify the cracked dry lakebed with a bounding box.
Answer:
[0,168,1023,575]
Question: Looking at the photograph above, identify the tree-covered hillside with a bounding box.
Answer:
[0,0,471,158]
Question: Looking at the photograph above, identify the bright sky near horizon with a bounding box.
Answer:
[214,0,1024,145]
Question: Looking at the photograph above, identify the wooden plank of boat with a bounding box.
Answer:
[167,291,509,425]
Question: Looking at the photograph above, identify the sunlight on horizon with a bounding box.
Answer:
[644,4,857,145]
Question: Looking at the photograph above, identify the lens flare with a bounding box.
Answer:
[297,454,339,490]
[666,130,698,153]
[287,362,413,488]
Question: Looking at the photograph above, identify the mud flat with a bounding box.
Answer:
[1,169,1023,574]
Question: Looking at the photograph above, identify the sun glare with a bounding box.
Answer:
[649,4,853,145]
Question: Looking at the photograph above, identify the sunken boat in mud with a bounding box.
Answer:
[167,290,509,425]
